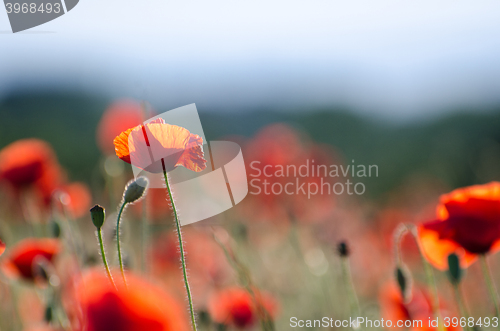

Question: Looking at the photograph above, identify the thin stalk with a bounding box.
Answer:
[405,224,444,331]
[452,284,471,331]
[480,255,500,324]
[162,159,197,331]
[116,201,127,287]
[97,228,116,290]
[340,256,361,328]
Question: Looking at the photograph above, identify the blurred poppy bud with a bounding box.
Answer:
[123,177,149,204]
[90,205,105,229]
[447,253,462,284]
[50,219,62,238]
[337,241,349,257]
[44,304,53,323]
[395,265,412,301]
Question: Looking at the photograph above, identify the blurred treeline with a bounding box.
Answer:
[1,90,500,199]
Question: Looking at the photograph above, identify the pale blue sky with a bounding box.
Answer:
[1,0,500,120]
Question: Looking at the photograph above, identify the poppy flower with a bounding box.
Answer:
[0,139,63,199]
[0,238,5,257]
[56,182,92,219]
[379,283,459,331]
[114,118,206,173]
[208,287,278,329]
[74,269,190,331]
[1,238,60,281]
[417,182,500,269]
[97,100,145,155]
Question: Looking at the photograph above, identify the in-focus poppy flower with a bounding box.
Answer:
[56,182,92,219]
[74,269,190,331]
[0,139,63,199]
[97,100,145,155]
[379,283,459,331]
[418,182,500,269]
[208,287,278,329]
[1,238,60,281]
[114,118,206,173]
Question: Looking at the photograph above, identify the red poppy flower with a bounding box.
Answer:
[56,182,92,219]
[379,283,459,331]
[114,118,206,173]
[418,182,500,269]
[0,139,63,198]
[97,100,145,155]
[0,238,5,257]
[74,269,190,331]
[208,287,278,329]
[1,238,60,281]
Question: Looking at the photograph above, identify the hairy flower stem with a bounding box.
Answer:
[116,201,127,288]
[480,255,500,327]
[97,228,116,290]
[162,159,197,331]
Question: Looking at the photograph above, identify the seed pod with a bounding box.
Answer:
[447,253,462,284]
[337,241,349,257]
[123,177,149,204]
[90,205,105,229]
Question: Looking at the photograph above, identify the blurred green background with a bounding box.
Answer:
[2,90,500,200]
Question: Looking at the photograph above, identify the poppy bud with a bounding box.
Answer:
[44,304,53,323]
[123,177,149,204]
[395,265,412,301]
[447,253,462,284]
[90,205,105,229]
[337,241,349,257]
[50,219,62,238]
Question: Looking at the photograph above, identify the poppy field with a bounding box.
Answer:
[1,99,500,331]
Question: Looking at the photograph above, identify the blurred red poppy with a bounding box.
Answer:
[56,182,92,219]
[1,238,60,281]
[74,269,190,331]
[0,239,5,257]
[208,287,278,329]
[97,100,144,155]
[418,182,500,269]
[241,124,337,225]
[114,118,206,173]
[379,283,459,331]
[0,139,63,201]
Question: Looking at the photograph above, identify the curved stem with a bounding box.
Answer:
[162,159,197,331]
[116,201,127,288]
[480,255,500,325]
[97,228,116,290]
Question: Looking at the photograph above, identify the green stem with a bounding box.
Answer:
[340,256,361,329]
[162,160,197,331]
[453,284,471,331]
[480,255,500,324]
[405,224,444,331]
[116,202,127,287]
[97,228,116,290]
